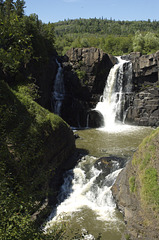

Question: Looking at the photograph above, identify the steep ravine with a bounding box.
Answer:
[112,127,159,240]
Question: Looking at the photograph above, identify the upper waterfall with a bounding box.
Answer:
[94,56,132,132]
[52,60,65,116]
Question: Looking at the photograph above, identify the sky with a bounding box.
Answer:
[24,0,159,23]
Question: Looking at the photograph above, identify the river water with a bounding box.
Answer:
[45,125,152,240]
[46,56,153,239]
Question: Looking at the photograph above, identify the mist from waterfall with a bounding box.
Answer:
[95,57,133,132]
[52,60,65,116]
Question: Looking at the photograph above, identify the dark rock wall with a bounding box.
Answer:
[124,51,159,127]
[36,49,159,128]
[60,47,115,127]
[27,57,58,110]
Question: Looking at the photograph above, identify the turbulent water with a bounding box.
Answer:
[46,56,153,239]
[44,126,152,239]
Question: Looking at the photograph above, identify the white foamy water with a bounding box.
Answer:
[44,156,121,231]
[94,57,133,133]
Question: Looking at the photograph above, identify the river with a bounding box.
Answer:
[47,56,153,239]
[45,125,152,240]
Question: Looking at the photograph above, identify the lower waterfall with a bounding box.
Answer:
[44,155,124,239]
[94,56,133,132]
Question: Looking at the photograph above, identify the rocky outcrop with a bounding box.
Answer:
[124,51,159,127]
[59,47,115,127]
[27,57,58,109]
[47,48,159,128]
[112,128,159,240]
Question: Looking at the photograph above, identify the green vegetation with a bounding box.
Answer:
[129,176,136,193]
[54,18,159,56]
[1,1,159,239]
[131,128,159,215]
[0,80,72,239]
[0,0,55,82]
[0,2,70,238]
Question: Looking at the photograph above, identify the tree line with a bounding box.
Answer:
[54,18,159,56]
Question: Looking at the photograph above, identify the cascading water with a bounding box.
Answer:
[94,57,132,132]
[44,57,152,240]
[51,60,65,116]
[44,155,124,239]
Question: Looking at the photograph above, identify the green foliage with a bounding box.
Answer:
[75,69,87,85]
[54,18,159,56]
[129,176,136,193]
[141,167,159,211]
[133,31,159,54]
[0,1,55,81]
[131,127,159,214]
[0,80,68,239]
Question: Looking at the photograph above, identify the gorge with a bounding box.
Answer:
[1,6,159,239]
[48,48,159,129]
[42,48,159,239]
[1,46,159,239]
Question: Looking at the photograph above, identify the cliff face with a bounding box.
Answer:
[60,47,116,127]
[112,128,159,240]
[58,49,159,128]
[124,51,159,127]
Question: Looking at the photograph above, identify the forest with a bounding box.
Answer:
[54,18,159,56]
[0,0,159,239]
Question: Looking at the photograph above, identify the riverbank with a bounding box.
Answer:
[112,127,159,240]
[44,126,153,239]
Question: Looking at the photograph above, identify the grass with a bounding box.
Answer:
[130,127,159,214]
[129,176,136,193]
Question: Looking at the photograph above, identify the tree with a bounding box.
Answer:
[133,31,145,53]
[15,0,26,18]
[4,0,14,19]
[144,32,159,54]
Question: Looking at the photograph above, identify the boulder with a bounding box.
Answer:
[87,110,104,128]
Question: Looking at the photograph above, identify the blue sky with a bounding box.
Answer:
[25,0,159,23]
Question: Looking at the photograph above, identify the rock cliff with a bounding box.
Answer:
[112,128,159,240]
[54,48,159,128]
[59,47,116,127]
[124,51,159,127]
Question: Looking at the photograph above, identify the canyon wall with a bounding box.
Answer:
[51,48,159,128]
[124,51,159,127]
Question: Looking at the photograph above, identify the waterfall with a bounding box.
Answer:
[52,60,65,116]
[44,155,122,233]
[94,57,132,132]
